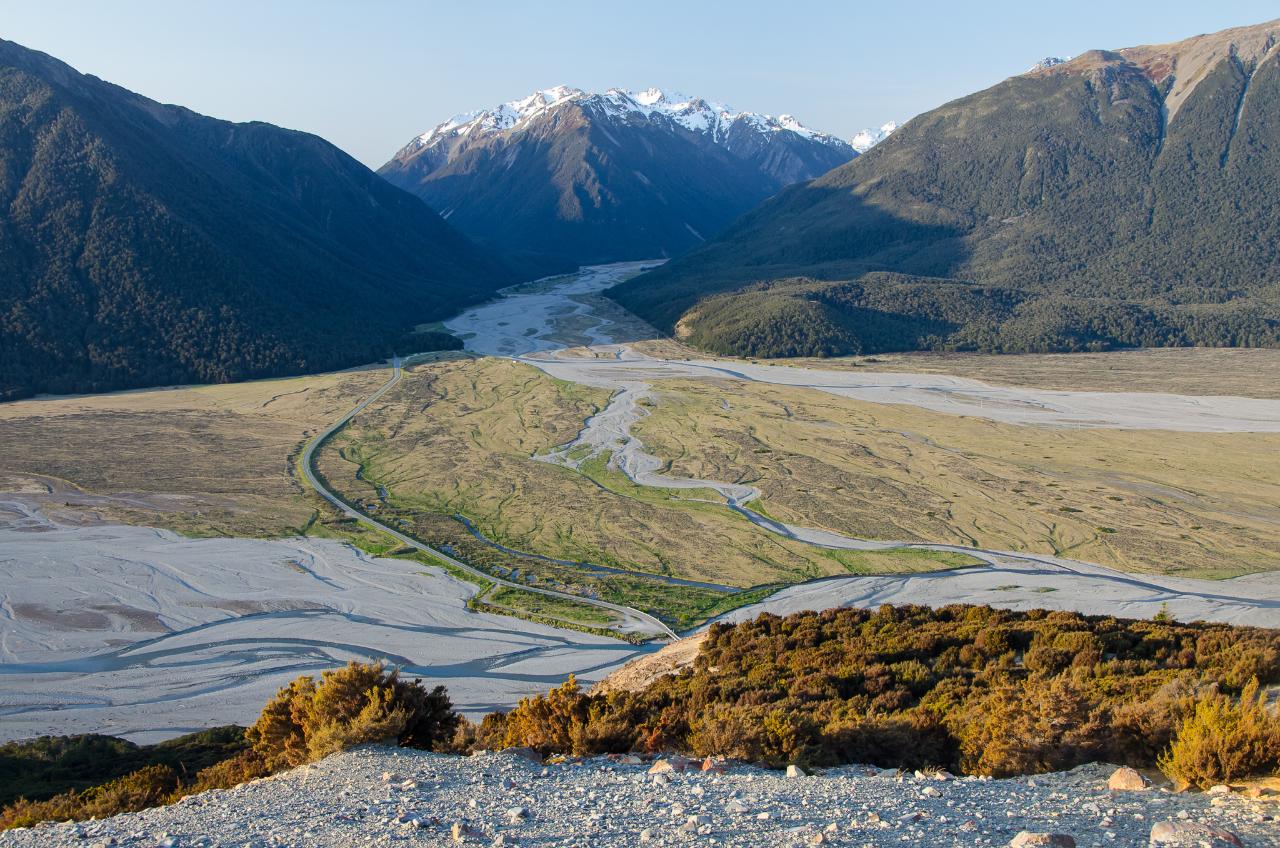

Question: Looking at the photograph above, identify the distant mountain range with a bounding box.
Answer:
[0,39,512,399]
[609,20,1280,358]
[378,87,863,276]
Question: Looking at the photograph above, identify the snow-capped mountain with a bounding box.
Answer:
[850,121,899,153]
[379,87,858,277]
[408,86,851,162]
[1027,56,1071,72]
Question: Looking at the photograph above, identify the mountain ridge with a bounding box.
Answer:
[0,38,512,399]
[608,18,1280,358]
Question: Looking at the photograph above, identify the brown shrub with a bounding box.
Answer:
[248,661,459,770]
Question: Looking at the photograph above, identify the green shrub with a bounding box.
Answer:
[1159,678,1280,788]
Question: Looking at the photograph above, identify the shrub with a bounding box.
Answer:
[1,662,458,830]
[473,605,1280,778]
[249,661,460,770]
[1159,678,1280,789]
[0,765,178,829]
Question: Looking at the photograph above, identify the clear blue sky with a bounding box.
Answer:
[3,1,1277,167]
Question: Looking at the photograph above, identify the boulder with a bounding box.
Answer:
[649,756,693,774]
[1108,766,1151,791]
[786,764,808,778]
[1149,821,1243,847]
[1010,833,1076,848]
[504,747,543,764]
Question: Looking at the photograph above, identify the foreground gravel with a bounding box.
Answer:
[3,747,1277,847]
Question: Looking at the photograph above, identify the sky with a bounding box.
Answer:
[2,1,1277,167]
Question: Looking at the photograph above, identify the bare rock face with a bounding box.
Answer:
[1149,820,1244,847]
[1107,766,1151,791]
[1010,833,1077,848]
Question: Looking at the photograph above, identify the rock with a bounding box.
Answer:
[617,754,643,765]
[920,785,942,797]
[639,829,653,843]
[701,756,728,773]
[506,806,530,823]
[380,772,405,784]
[725,799,750,814]
[490,836,515,847]
[451,821,477,843]
[1207,784,1232,795]
[1149,821,1244,847]
[648,756,692,774]
[1108,766,1151,791]
[687,814,711,826]
[504,747,543,764]
[651,773,670,787]
[1009,833,1077,848]
[786,764,808,778]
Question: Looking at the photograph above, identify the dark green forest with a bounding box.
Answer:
[610,43,1280,357]
[0,39,509,400]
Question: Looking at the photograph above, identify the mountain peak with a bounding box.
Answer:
[850,121,899,153]
[1027,56,1070,72]
[407,85,853,156]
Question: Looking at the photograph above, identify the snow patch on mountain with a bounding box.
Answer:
[850,121,898,153]
[410,86,853,155]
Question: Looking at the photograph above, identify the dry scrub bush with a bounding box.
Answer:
[1159,678,1280,789]
[249,661,459,770]
[0,765,178,829]
[475,605,1280,777]
[1,662,458,830]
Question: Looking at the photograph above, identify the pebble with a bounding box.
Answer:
[0,749,1270,848]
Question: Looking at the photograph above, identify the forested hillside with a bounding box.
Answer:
[609,21,1280,357]
[0,39,510,400]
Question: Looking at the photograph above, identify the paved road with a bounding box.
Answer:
[298,357,678,642]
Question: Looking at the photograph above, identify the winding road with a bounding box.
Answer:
[298,356,679,641]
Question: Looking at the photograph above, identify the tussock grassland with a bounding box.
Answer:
[0,368,384,536]
[316,358,982,594]
[632,376,1280,578]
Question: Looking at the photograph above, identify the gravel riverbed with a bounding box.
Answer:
[4,747,1276,847]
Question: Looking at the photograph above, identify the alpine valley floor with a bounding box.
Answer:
[2,263,1280,741]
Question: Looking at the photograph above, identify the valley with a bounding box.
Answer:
[6,262,1280,741]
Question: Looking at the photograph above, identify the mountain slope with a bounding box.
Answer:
[0,39,513,400]
[378,87,857,276]
[609,20,1280,358]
